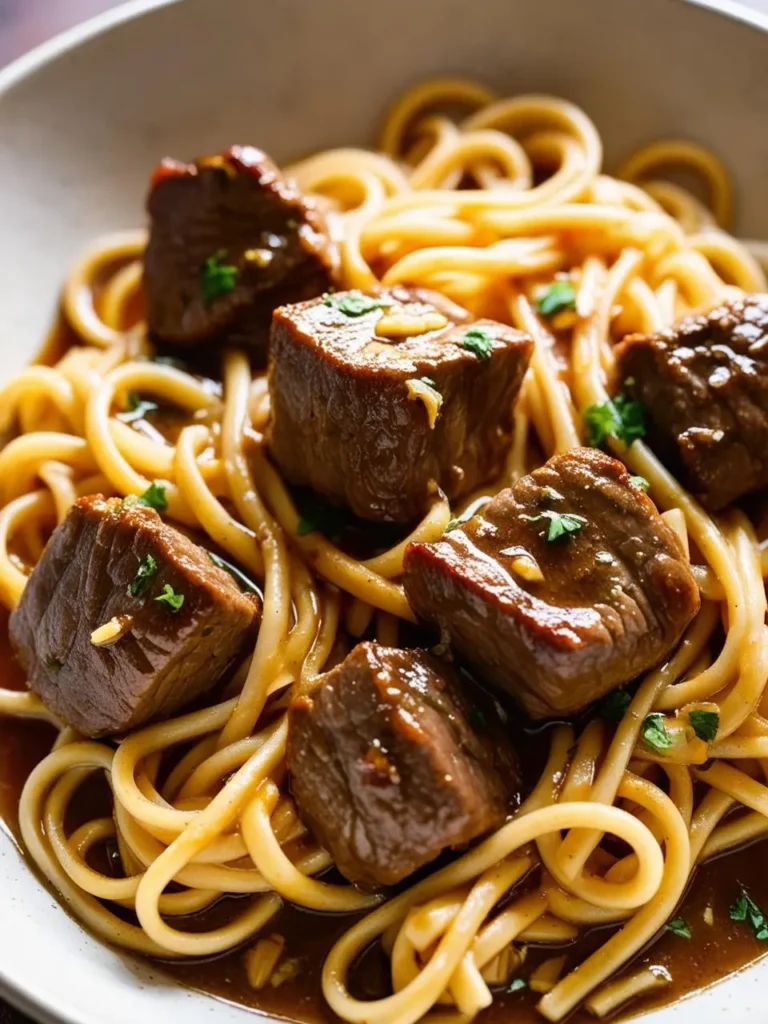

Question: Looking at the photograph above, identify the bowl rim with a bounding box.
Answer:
[1,0,768,1021]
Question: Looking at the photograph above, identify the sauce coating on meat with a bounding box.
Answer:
[267,288,533,522]
[615,293,768,510]
[287,642,519,888]
[403,448,700,718]
[9,495,260,737]
[143,146,337,359]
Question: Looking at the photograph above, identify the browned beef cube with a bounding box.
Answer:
[9,496,260,737]
[287,642,518,888]
[615,294,768,510]
[267,288,533,522]
[143,146,337,358]
[403,448,700,719]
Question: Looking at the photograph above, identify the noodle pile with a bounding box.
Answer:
[1,77,767,1022]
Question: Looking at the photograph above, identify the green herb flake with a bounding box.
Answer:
[536,281,577,317]
[585,396,646,449]
[599,688,632,723]
[202,626,214,637]
[584,402,621,448]
[201,250,238,305]
[208,551,261,595]
[471,707,487,731]
[446,496,491,533]
[521,509,587,543]
[613,394,646,446]
[128,553,158,597]
[507,978,527,993]
[642,713,674,752]
[119,391,159,424]
[667,917,692,939]
[295,494,350,541]
[730,890,768,941]
[689,709,720,743]
[154,584,185,612]
[461,326,495,360]
[629,475,650,492]
[136,482,168,513]
[322,291,389,317]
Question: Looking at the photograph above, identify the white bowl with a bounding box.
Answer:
[1,0,767,1021]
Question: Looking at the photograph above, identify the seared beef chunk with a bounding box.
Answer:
[615,294,768,510]
[403,448,700,719]
[267,288,533,522]
[143,146,337,357]
[287,642,518,888]
[10,496,260,737]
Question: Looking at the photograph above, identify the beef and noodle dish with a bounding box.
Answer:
[3,78,768,1024]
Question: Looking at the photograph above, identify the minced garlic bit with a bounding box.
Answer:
[375,311,448,339]
[244,247,274,268]
[406,378,443,429]
[244,934,285,991]
[500,547,544,582]
[510,554,544,582]
[90,615,132,648]
[198,154,237,177]
[270,956,302,988]
[529,954,567,994]
[550,309,578,332]
[703,906,714,926]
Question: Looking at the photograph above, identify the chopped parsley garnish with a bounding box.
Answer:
[128,554,158,597]
[200,250,238,305]
[286,218,299,230]
[629,475,650,492]
[136,482,168,512]
[667,917,692,939]
[208,551,261,595]
[471,707,487,731]
[689,709,719,743]
[599,688,632,723]
[295,493,350,540]
[202,625,214,637]
[641,713,673,752]
[154,584,185,612]
[446,496,491,532]
[537,281,577,317]
[521,509,587,543]
[585,395,646,448]
[730,890,768,940]
[507,978,527,993]
[120,391,159,423]
[461,326,495,360]
[322,291,389,317]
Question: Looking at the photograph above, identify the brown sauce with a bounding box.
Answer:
[0,593,766,1024]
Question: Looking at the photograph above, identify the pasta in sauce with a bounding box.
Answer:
[0,78,767,1024]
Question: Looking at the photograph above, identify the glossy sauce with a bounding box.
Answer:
[0,597,766,1024]
[9,306,768,1021]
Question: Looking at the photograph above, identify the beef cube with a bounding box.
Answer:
[615,294,768,510]
[287,642,518,888]
[143,146,337,358]
[403,448,700,719]
[9,496,260,737]
[267,287,533,522]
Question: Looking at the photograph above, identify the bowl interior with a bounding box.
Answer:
[0,0,767,1021]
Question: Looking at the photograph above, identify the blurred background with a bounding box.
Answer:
[2,0,768,69]
[0,0,125,66]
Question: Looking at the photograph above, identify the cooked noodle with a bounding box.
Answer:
[0,77,767,1021]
